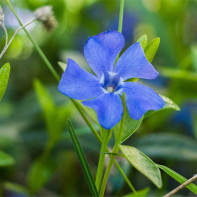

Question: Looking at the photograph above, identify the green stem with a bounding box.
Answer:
[95,128,110,191]
[99,94,127,197]
[4,0,60,82]
[118,0,124,33]
[5,0,134,192]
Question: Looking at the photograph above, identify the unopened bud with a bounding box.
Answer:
[0,6,4,24]
[34,6,57,31]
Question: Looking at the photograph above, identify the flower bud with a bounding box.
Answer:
[34,6,57,31]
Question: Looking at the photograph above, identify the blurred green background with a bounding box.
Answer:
[0,0,197,196]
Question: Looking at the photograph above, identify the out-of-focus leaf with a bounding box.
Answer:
[4,182,28,195]
[0,150,15,166]
[137,34,147,49]
[120,110,143,143]
[157,164,197,195]
[0,63,10,101]
[194,113,197,140]
[68,121,99,197]
[144,95,180,119]
[191,45,197,72]
[123,187,150,197]
[158,67,197,82]
[133,133,197,161]
[58,61,67,71]
[28,158,55,194]
[144,37,160,62]
[119,145,162,188]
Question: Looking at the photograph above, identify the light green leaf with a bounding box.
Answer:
[137,34,148,50]
[4,182,29,195]
[120,110,143,143]
[191,45,197,72]
[144,37,160,62]
[123,188,150,197]
[0,63,10,101]
[28,158,55,194]
[144,95,180,119]
[133,133,197,161]
[157,164,197,195]
[58,61,67,72]
[119,145,162,188]
[0,150,15,166]
[68,121,99,197]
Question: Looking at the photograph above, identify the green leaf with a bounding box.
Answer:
[119,145,162,188]
[28,158,55,194]
[137,34,148,50]
[144,37,160,62]
[58,61,67,72]
[0,63,10,101]
[4,182,28,195]
[0,150,15,166]
[144,95,180,119]
[191,45,197,72]
[120,110,143,143]
[157,164,197,195]
[68,121,99,197]
[123,188,150,197]
[133,133,197,161]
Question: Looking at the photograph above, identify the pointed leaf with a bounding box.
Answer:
[0,63,10,101]
[123,188,150,197]
[58,61,67,72]
[0,150,15,166]
[144,37,160,62]
[157,164,197,195]
[119,145,162,188]
[144,95,180,119]
[137,34,148,50]
[68,121,99,197]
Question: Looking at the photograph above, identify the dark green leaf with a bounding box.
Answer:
[144,37,160,62]
[0,150,15,166]
[68,121,99,197]
[137,34,148,49]
[120,145,162,188]
[123,188,150,197]
[157,164,197,195]
[144,95,180,119]
[0,63,10,101]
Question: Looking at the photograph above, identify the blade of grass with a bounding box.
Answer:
[68,121,99,197]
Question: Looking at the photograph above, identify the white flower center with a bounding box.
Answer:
[106,86,114,93]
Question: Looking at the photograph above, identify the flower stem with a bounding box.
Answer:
[4,0,60,82]
[95,128,110,191]
[99,94,127,197]
[118,0,124,33]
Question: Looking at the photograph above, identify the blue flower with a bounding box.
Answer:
[58,31,165,129]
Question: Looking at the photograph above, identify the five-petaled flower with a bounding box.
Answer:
[58,31,165,129]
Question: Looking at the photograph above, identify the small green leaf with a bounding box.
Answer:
[0,63,10,101]
[123,187,150,197]
[4,182,29,195]
[120,145,162,188]
[137,34,148,50]
[120,110,143,143]
[144,37,160,62]
[144,95,180,119]
[0,150,15,166]
[157,164,197,195]
[58,61,67,72]
[68,121,99,197]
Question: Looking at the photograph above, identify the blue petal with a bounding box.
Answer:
[114,42,159,80]
[58,58,103,100]
[123,82,165,120]
[82,93,123,129]
[84,31,125,78]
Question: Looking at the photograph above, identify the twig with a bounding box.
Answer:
[164,174,197,197]
[0,18,36,59]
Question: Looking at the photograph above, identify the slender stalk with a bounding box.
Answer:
[99,94,127,197]
[95,128,110,191]
[4,0,60,81]
[118,0,124,33]
[4,0,134,192]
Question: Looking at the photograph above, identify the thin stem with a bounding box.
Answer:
[0,19,36,59]
[95,128,110,191]
[164,174,197,197]
[99,94,127,197]
[5,0,60,81]
[118,0,124,33]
